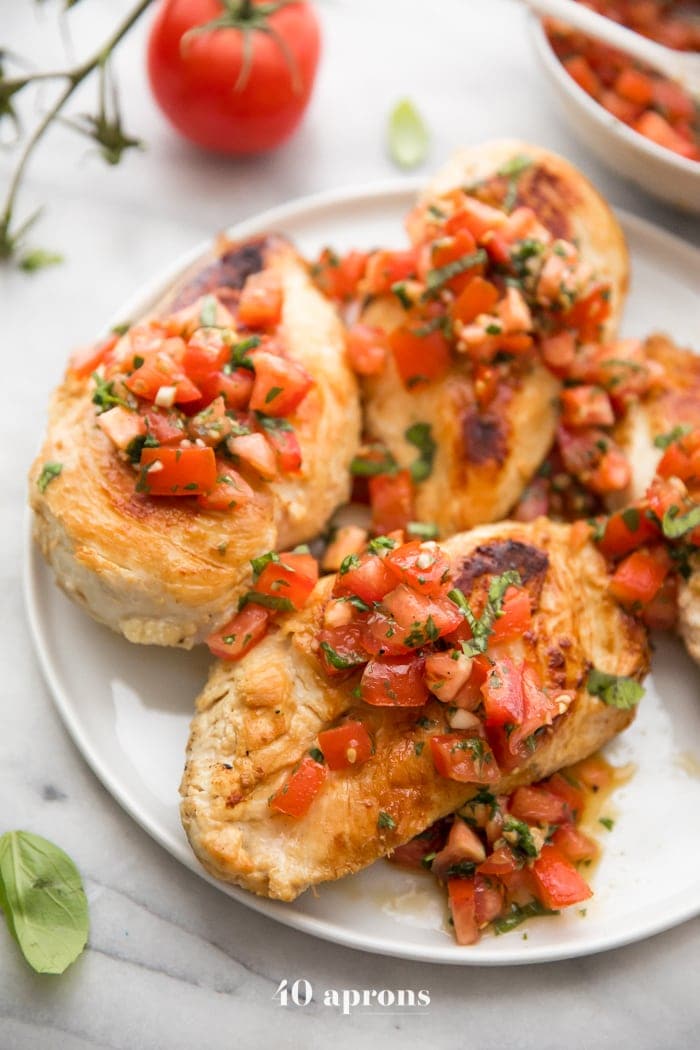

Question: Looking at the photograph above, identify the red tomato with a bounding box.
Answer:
[369,470,414,534]
[138,446,217,495]
[430,734,500,784]
[477,845,520,877]
[313,249,368,302]
[427,229,481,295]
[317,623,369,676]
[614,68,654,106]
[531,844,593,910]
[147,0,321,155]
[249,351,313,416]
[542,772,585,821]
[269,755,326,818]
[206,604,270,660]
[474,874,504,926]
[126,347,201,404]
[490,587,532,643]
[345,324,389,377]
[389,822,448,870]
[560,385,615,428]
[597,507,659,558]
[447,878,479,945]
[360,656,429,707]
[263,421,302,473]
[97,407,146,450]
[573,754,613,793]
[237,271,283,328]
[384,540,451,596]
[69,334,119,378]
[334,551,395,604]
[481,657,524,727]
[509,785,570,826]
[563,54,601,97]
[389,324,451,388]
[609,549,668,605]
[551,824,599,865]
[197,468,254,510]
[254,550,318,610]
[363,250,418,295]
[450,276,499,325]
[381,586,464,647]
[182,328,229,383]
[317,721,372,770]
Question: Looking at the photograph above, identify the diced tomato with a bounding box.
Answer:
[531,844,593,910]
[69,334,119,378]
[509,785,570,826]
[561,385,615,428]
[572,754,613,793]
[206,605,270,661]
[334,551,396,604]
[317,623,369,676]
[430,733,500,784]
[369,470,414,534]
[138,446,217,496]
[322,525,368,573]
[363,249,418,296]
[450,276,499,326]
[491,587,532,643]
[182,329,229,384]
[360,656,429,707]
[590,446,632,494]
[313,248,368,301]
[634,110,697,158]
[564,54,601,97]
[653,79,695,122]
[269,755,327,818]
[609,548,668,605]
[551,824,599,865]
[125,344,202,404]
[425,650,473,703]
[389,821,448,870]
[96,406,146,450]
[237,271,283,329]
[642,573,678,631]
[543,772,585,821]
[427,229,480,295]
[346,324,389,376]
[481,657,524,727]
[248,351,313,417]
[614,68,654,106]
[389,323,451,388]
[384,540,451,596]
[182,369,254,414]
[254,551,318,611]
[263,422,302,473]
[447,878,479,945]
[561,283,612,343]
[142,409,184,444]
[477,844,520,877]
[228,432,278,479]
[317,721,373,770]
[474,874,504,926]
[196,469,254,511]
[381,586,464,646]
[597,507,659,558]
[600,88,641,125]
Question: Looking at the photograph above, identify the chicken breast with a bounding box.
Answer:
[612,333,700,663]
[181,519,648,900]
[360,141,629,535]
[29,235,361,648]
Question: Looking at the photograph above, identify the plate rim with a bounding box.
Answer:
[24,180,700,965]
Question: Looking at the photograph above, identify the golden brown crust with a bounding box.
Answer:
[181,519,649,900]
[29,237,361,647]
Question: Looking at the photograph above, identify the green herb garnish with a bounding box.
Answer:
[37,462,63,493]
[587,668,644,710]
[493,899,556,935]
[653,424,692,450]
[405,422,436,482]
[377,811,397,831]
[425,249,488,294]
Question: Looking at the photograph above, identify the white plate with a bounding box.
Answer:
[25,182,700,965]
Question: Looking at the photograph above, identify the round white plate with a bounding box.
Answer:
[26,182,700,965]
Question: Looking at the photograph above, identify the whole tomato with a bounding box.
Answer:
[147,0,321,154]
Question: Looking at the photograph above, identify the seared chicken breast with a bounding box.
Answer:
[30,236,361,647]
[181,519,648,900]
[359,141,629,535]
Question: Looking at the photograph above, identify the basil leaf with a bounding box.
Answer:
[238,592,294,613]
[497,154,533,179]
[377,811,396,831]
[449,569,521,657]
[425,249,488,294]
[493,899,556,935]
[653,424,692,450]
[502,816,540,858]
[19,249,63,273]
[662,503,700,539]
[350,449,398,477]
[405,422,436,482]
[37,462,62,493]
[387,98,429,170]
[407,521,439,540]
[587,668,644,710]
[250,550,279,580]
[0,831,88,974]
[319,641,364,670]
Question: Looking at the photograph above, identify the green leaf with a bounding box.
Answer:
[497,154,533,179]
[502,816,540,858]
[377,811,396,831]
[0,831,88,974]
[37,462,62,493]
[662,503,700,540]
[493,899,556,935]
[349,449,398,477]
[449,569,521,657]
[238,591,294,614]
[407,521,439,540]
[653,424,691,450]
[319,641,364,671]
[405,422,436,482]
[425,249,488,294]
[19,249,63,273]
[250,550,279,580]
[387,98,429,170]
[587,668,644,710]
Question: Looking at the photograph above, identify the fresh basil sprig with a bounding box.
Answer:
[0,831,88,974]
[587,668,644,710]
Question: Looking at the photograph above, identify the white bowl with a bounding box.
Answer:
[530,15,700,214]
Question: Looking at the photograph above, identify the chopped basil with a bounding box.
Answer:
[502,816,540,858]
[37,462,63,493]
[111,320,131,336]
[653,424,692,450]
[387,98,429,171]
[662,503,700,540]
[407,521,439,540]
[377,811,396,831]
[444,860,477,878]
[265,386,283,404]
[91,373,129,413]
[587,668,644,710]
[620,507,640,532]
[255,412,292,433]
[319,641,364,670]
[19,249,63,273]
[238,592,294,614]
[497,154,533,179]
[414,741,425,757]
[199,295,218,327]
[404,615,439,648]
[230,335,261,372]
[449,569,521,658]
[493,899,556,936]
[405,422,436,482]
[598,817,615,831]
[368,535,398,553]
[391,281,413,309]
[425,249,488,294]
[350,449,398,477]
[308,748,325,764]
[125,432,159,465]
[250,550,280,580]
[339,553,361,575]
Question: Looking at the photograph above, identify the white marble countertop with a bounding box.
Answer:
[2,1,699,1047]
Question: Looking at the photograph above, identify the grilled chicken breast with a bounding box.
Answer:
[181,519,648,900]
[612,333,700,663]
[360,141,629,535]
[30,236,360,647]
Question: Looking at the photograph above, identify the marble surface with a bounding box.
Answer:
[2,1,699,1047]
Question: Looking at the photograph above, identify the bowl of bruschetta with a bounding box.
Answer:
[28,138,700,955]
[530,14,700,214]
